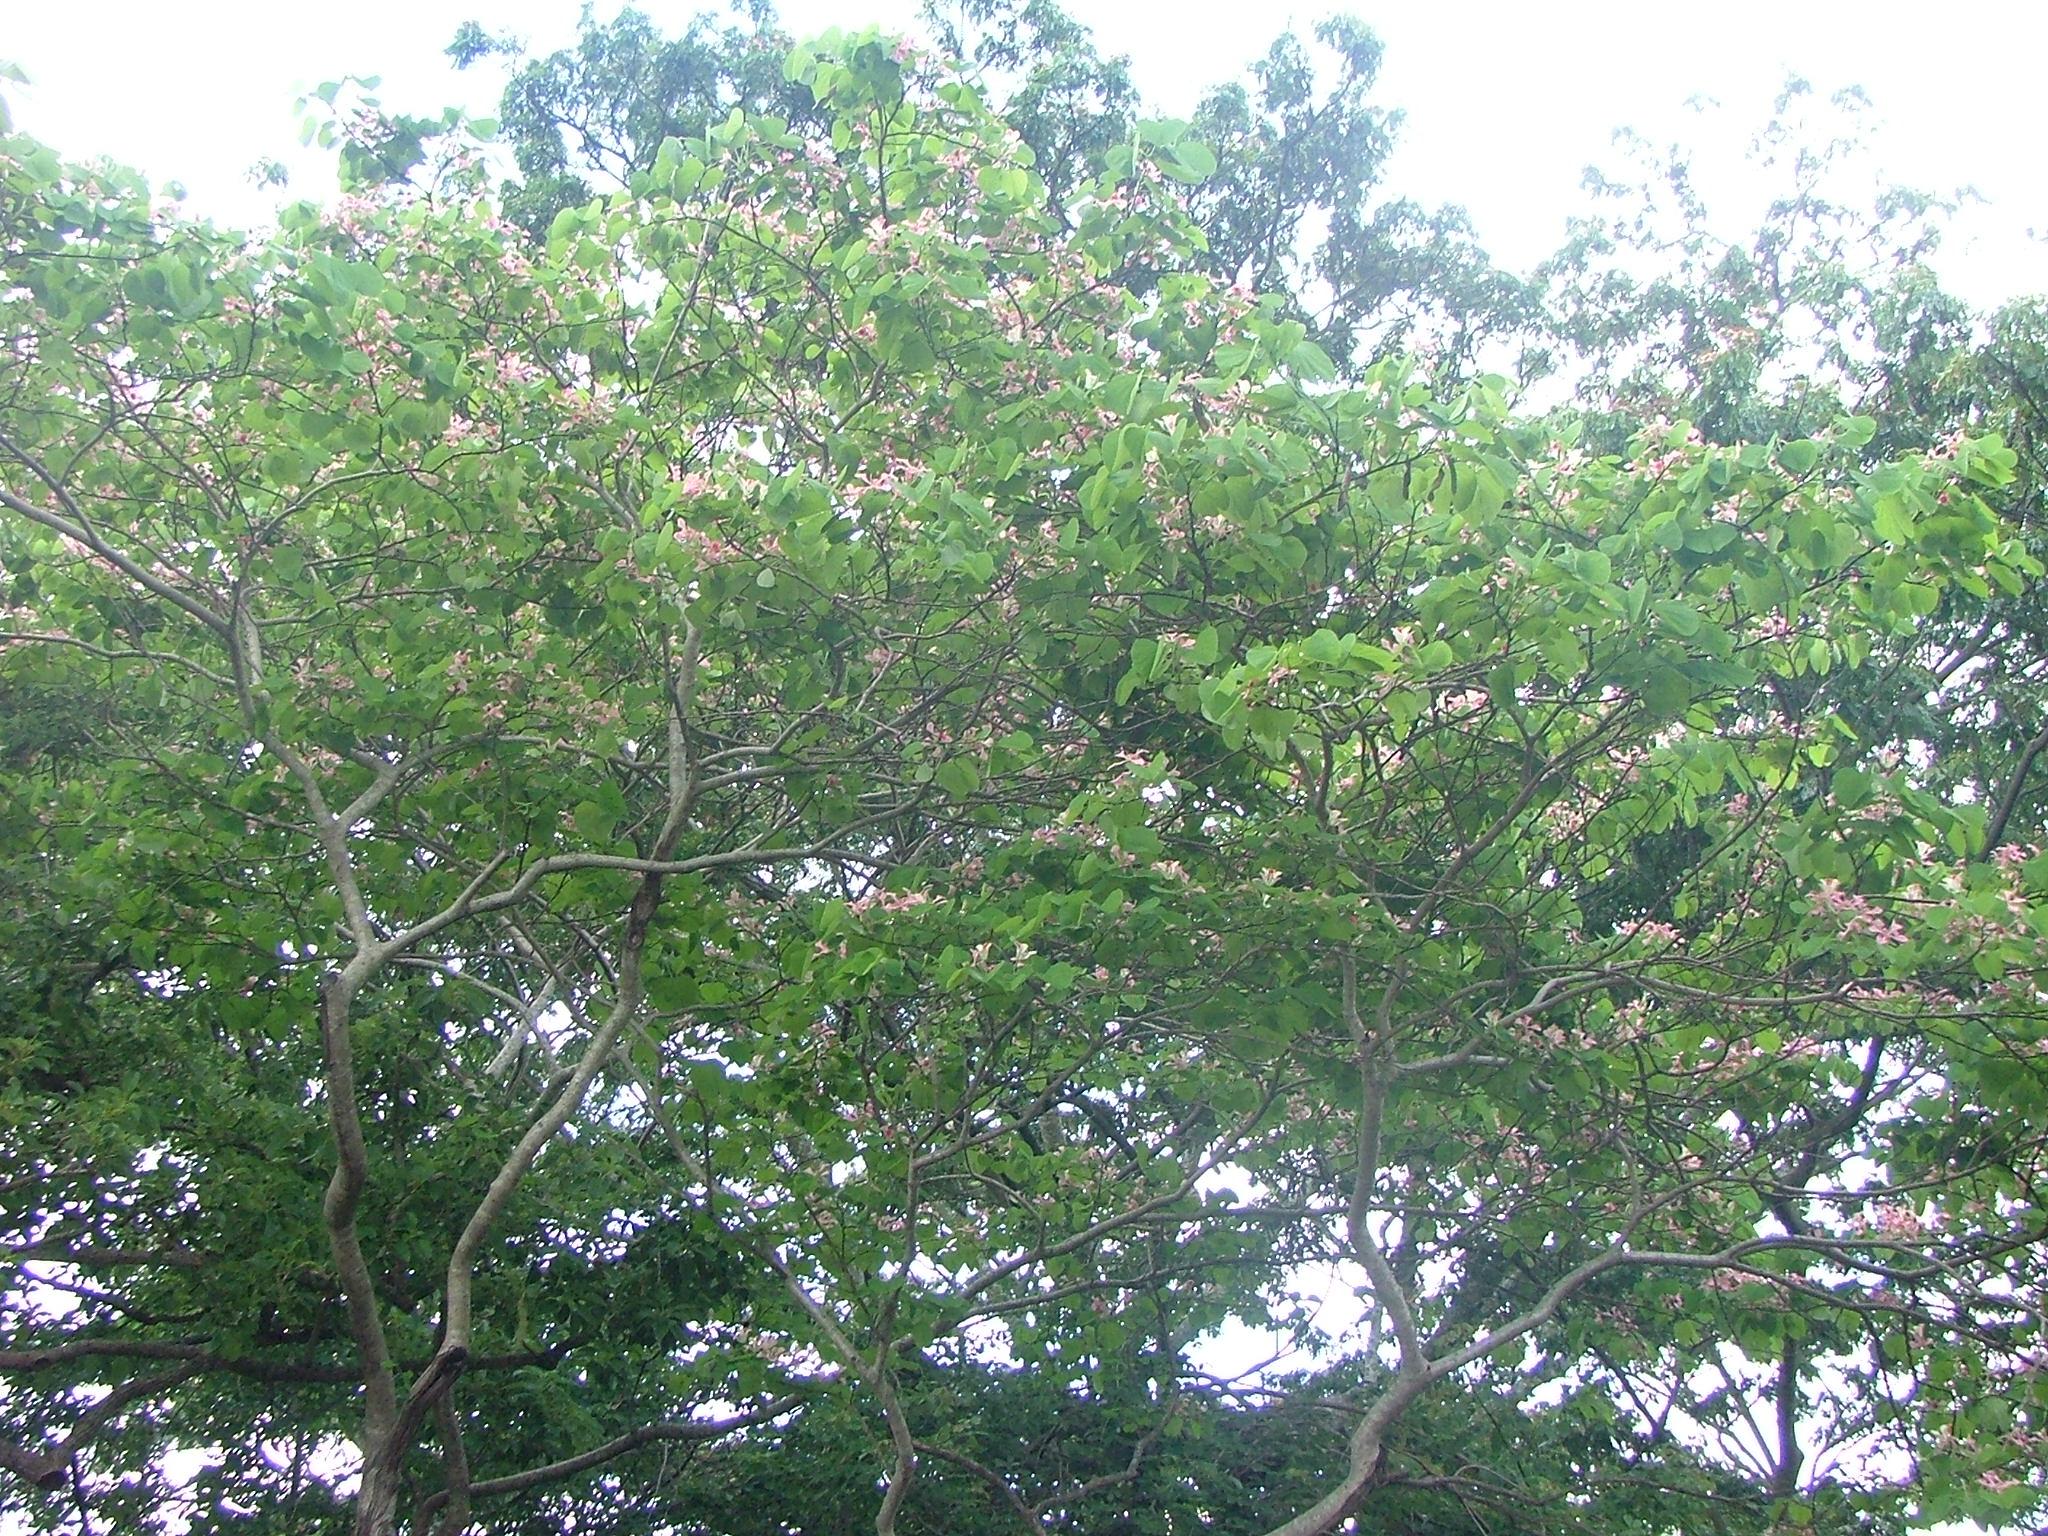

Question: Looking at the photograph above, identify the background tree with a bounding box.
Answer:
[451,3,818,239]
[462,1,1530,374]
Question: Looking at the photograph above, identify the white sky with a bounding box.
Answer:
[5,0,2045,310]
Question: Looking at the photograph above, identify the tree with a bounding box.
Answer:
[2,33,2046,1536]
[1541,79,2048,862]
[1529,108,2048,1520]
[454,2,817,240]
[465,1,1529,374]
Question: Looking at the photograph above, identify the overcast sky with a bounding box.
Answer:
[6,2,2044,307]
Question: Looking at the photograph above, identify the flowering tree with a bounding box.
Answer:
[1,35,2045,1536]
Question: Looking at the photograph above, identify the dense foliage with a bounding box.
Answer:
[1537,84,2048,853]
[2,21,2046,1536]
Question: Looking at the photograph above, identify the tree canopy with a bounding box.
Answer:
[1,22,2046,1536]
[459,1,1529,374]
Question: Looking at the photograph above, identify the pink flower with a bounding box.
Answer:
[1440,688,1488,716]
[674,524,740,564]
[1616,918,1682,948]
[481,350,537,386]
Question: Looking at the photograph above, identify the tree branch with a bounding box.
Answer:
[411,1398,805,1522]
[1983,719,2048,853]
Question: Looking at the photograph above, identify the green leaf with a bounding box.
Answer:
[933,758,980,798]
[1652,599,1703,637]
[1161,141,1217,182]
[1776,438,1820,475]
